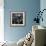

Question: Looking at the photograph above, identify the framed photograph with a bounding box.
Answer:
[10,11,25,26]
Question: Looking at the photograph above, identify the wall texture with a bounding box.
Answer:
[4,0,40,42]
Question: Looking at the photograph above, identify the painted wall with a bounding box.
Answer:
[40,0,46,27]
[4,0,40,42]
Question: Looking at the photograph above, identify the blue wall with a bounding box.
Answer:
[40,0,46,27]
[4,0,40,42]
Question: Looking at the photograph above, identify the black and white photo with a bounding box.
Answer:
[11,12,25,26]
